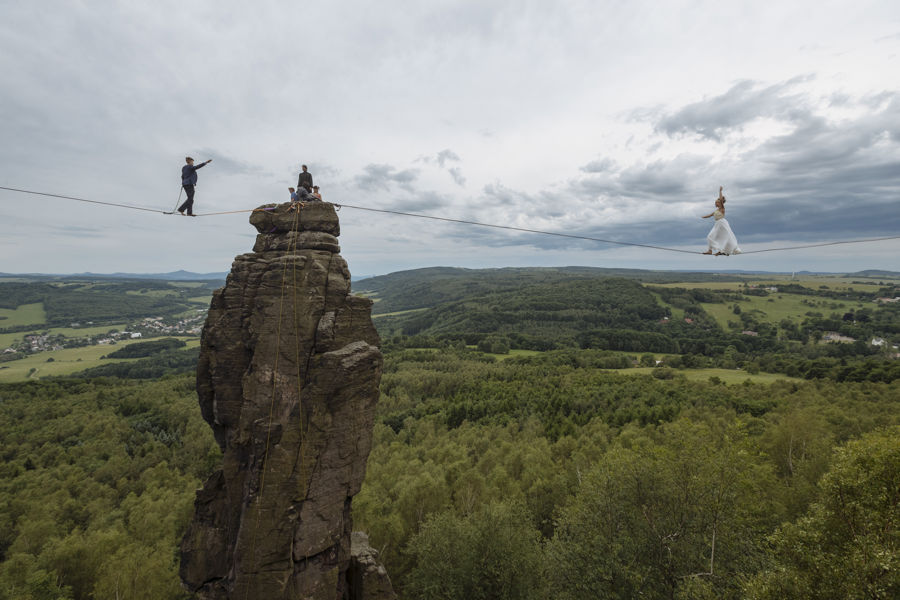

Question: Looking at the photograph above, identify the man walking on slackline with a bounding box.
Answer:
[179,156,212,216]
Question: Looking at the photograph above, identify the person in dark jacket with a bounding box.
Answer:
[297,164,313,191]
[179,156,212,216]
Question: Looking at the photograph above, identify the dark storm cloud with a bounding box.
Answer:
[482,183,522,206]
[436,149,461,167]
[52,225,105,238]
[574,155,705,200]
[735,92,900,209]
[415,149,461,167]
[655,78,810,141]
[580,158,616,173]
[448,167,466,186]
[196,149,269,177]
[562,84,900,249]
[381,190,452,213]
[353,164,420,192]
[416,150,466,186]
[447,83,900,257]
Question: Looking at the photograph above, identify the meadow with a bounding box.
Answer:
[0,337,201,382]
[613,366,802,384]
[701,292,859,329]
[0,302,46,328]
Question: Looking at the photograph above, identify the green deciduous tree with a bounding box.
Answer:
[546,418,779,599]
[406,501,542,600]
[747,427,900,599]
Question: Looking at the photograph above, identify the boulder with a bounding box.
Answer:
[347,532,397,600]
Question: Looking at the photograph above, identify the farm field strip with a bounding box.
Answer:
[612,366,803,384]
[0,302,46,327]
[650,275,895,292]
[372,307,428,319]
[701,293,860,329]
[0,337,201,382]
[0,323,130,348]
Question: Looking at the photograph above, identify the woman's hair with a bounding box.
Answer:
[719,196,726,205]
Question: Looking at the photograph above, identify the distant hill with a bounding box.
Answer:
[354,266,749,315]
[0,270,227,282]
[354,267,744,352]
[846,269,900,278]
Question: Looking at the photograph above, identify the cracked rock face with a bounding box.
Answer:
[180,202,383,600]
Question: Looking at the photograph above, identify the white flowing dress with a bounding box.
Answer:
[706,209,741,255]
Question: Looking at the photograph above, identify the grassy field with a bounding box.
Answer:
[0,302,46,327]
[650,274,898,293]
[125,289,180,297]
[0,323,128,350]
[649,292,685,321]
[171,281,210,288]
[354,292,381,302]
[46,324,128,338]
[701,293,859,329]
[613,367,802,384]
[0,337,201,382]
[485,349,543,361]
[372,308,427,319]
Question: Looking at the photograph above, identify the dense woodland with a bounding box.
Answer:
[1,269,898,599]
[0,280,218,330]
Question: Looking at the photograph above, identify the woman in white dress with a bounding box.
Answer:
[702,186,741,255]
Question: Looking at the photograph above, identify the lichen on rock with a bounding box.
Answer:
[180,202,388,600]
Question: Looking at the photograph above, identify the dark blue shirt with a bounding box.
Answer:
[182,162,208,186]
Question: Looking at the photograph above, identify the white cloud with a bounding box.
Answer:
[1,0,899,275]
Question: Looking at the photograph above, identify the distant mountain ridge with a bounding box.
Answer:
[3,266,896,286]
[352,266,850,315]
[0,270,227,281]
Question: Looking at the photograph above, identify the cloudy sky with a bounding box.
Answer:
[1,0,899,277]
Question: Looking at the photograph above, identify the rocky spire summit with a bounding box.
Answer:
[180,202,390,599]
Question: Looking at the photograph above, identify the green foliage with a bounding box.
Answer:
[64,348,199,379]
[379,277,669,351]
[358,347,900,596]
[0,280,205,328]
[406,501,543,600]
[2,270,898,599]
[366,270,899,382]
[546,418,779,599]
[0,377,218,600]
[355,267,747,315]
[104,338,186,359]
[747,427,900,599]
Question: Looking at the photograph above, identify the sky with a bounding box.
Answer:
[1,0,899,277]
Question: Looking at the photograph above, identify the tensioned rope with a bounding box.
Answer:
[199,201,900,255]
[739,237,900,254]
[2,184,899,255]
[0,185,168,214]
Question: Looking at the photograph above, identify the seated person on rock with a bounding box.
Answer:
[289,185,316,210]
